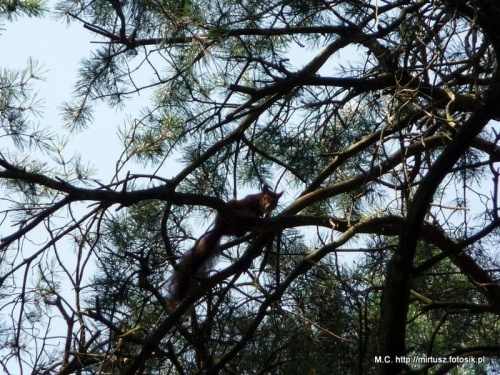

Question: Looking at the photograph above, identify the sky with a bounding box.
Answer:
[0,9,148,180]
[0,11,146,372]
[0,5,341,183]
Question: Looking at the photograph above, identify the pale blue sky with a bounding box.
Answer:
[0,11,149,179]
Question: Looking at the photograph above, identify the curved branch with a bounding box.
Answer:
[379,17,500,369]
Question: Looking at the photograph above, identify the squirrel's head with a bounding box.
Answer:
[259,184,284,214]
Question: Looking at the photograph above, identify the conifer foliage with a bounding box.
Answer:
[1,0,500,373]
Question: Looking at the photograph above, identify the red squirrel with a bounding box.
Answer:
[168,184,283,306]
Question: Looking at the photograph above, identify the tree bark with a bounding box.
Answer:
[379,1,500,366]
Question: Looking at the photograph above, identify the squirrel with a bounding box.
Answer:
[168,184,283,306]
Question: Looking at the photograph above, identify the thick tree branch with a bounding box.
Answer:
[379,8,500,369]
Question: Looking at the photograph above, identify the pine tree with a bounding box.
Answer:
[1,0,500,373]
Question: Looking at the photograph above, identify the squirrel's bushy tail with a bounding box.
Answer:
[168,230,222,307]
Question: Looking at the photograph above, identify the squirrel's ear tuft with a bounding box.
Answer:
[262,183,270,192]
